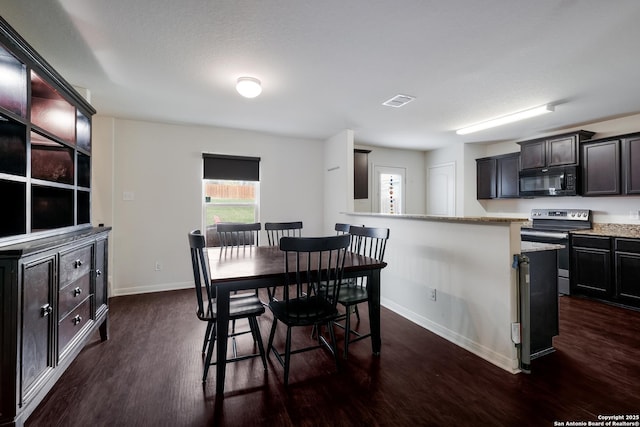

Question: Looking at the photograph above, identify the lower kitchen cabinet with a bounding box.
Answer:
[571,233,640,308]
[614,238,640,305]
[571,235,612,298]
[0,227,110,427]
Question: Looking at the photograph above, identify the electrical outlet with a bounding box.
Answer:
[155,261,162,271]
[429,288,436,301]
[511,322,521,344]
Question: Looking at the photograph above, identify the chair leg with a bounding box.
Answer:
[327,321,339,371]
[202,322,217,383]
[267,318,278,358]
[202,321,213,356]
[354,304,360,321]
[344,304,352,359]
[249,316,267,370]
[284,326,292,387]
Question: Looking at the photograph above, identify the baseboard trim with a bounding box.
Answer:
[381,297,519,374]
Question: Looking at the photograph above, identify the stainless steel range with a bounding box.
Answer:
[520,208,592,295]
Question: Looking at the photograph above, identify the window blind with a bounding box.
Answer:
[202,153,260,181]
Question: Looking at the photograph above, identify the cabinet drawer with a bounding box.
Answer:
[58,297,91,355]
[58,274,91,320]
[615,238,640,253]
[59,244,92,287]
[571,235,611,250]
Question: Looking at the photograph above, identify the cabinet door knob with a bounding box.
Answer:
[96,269,102,277]
[40,304,52,317]
[72,315,83,325]
[74,259,84,268]
[73,287,82,297]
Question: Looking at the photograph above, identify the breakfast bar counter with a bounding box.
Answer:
[342,212,528,373]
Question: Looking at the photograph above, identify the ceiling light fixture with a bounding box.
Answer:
[236,77,262,98]
[456,104,554,135]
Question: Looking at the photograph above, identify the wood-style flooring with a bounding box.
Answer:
[25,290,640,427]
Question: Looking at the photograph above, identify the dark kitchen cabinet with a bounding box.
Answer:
[518,130,595,170]
[476,152,519,199]
[622,135,640,194]
[581,139,621,196]
[570,235,612,298]
[580,132,640,196]
[354,149,370,199]
[614,238,640,305]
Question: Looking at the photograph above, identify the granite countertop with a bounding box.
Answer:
[521,241,565,253]
[571,223,640,238]
[345,212,528,224]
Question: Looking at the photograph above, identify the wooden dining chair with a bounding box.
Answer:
[336,225,389,358]
[267,234,351,386]
[187,230,267,384]
[264,221,303,300]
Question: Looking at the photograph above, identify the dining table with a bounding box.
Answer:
[206,244,387,396]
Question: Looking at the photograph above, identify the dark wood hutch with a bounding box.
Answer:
[0,17,110,427]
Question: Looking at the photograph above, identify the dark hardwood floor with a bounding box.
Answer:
[26,290,640,427]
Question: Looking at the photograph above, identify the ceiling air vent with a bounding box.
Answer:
[382,94,415,108]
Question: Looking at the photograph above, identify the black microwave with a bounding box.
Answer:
[519,166,578,197]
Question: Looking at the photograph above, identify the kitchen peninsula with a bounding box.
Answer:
[342,212,528,372]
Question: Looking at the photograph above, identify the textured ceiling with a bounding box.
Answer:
[2,0,640,150]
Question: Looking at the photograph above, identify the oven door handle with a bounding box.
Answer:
[520,230,569,240]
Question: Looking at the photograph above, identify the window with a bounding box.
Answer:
[202,154,260,246]
[373,165,405,214]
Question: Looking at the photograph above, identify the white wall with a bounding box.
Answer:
[93,117,326,296]
[324,130,354,234]
[353,144,426,214]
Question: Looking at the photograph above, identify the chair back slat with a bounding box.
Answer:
[265,221,303,246]
[216,222,261,248]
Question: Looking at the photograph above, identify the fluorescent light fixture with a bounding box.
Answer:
[456,104,554,135]
[236,77,262,98]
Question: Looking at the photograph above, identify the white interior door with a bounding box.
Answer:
[427,162,456,216]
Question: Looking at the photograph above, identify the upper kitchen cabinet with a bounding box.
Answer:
[476,152,520,199]
[0,16,96,243]
[518,130,595,170]
[622,135,640,194]
[580,132,640,197]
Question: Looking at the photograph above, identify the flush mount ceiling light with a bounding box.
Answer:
[456,104,554,135]
[236,77,262,98]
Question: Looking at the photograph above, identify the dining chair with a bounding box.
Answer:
[267,234,351,386]
[336,225,389,358]
[215,222,263,344]
[334,223,352,235]
[264,221,303,300]
[187,230,267,384]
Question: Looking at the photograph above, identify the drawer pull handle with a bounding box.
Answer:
[40,304,52,317]
[72,315,83,325]
[74,259,84,268]
[73,287,82,297]
[96,269,102,277]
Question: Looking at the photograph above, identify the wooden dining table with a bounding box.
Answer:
[206,245,387,396]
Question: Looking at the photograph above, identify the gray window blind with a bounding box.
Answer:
[202,154,260,181]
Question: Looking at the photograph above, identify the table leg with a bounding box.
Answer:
[367,269,381,355]
[216,288,231,396]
